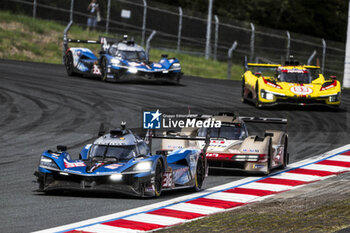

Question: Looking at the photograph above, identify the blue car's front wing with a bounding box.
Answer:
[34,169,156,197]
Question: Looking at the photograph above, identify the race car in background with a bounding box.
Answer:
[158,113,288,175]
[63,23,182,83]
[34,123,207,197]
[241,56,341,107]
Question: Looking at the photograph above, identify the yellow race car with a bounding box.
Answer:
[241,59,341,107]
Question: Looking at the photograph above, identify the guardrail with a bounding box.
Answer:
[3,0,346,80]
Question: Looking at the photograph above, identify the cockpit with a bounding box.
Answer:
[109,45,147,62]
[277,69,312,83]
[89,144,136,162]
[197,123,248,140]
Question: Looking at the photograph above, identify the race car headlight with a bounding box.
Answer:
[265,92,274,100]
[134,161,152,172]
[128,67,138,74]
[110,173,122,181]
[40,156,59,169]
[260,90,274,100]
[111,58,120,65]
[172,63,181,68]
[329,93,340,102]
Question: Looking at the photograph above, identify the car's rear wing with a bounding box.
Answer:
[145,129,210,153]
[63,21,121,58]
[243,56,321,72]
[243,56,280,71]
[303,65,321,69]
[240,116,288,134]
[239,116,287,124]
[247,63,281,68]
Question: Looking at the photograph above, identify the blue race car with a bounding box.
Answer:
[63,30,183,83]
[34,123,207,197]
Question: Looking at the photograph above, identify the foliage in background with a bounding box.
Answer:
[157,0,348,42]
[0,11,242,80]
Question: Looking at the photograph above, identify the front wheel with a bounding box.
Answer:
[193,154,205,191]
[175,73,182,84]
[100,58,108,82]
[241,77,247,103]
[282,136,289,168]
[255,82,262,108]
[154,160,164,197]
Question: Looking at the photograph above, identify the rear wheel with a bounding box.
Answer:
[282,136,289,168]
[154,160,164,197]
[265,140,272,175]
[64,52,76,76]
[193,154,205,191]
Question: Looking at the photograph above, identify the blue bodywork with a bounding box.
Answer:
[34,135,203,197]
[65,37,182,83]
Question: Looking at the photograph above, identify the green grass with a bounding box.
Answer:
[157,197,350,233]
[0,11,243,80]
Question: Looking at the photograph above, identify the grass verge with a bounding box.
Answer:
[158,197,350,233]
[0,11,243,80]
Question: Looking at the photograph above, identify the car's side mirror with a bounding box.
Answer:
[330,75,337,80]
[254,72,262,77]
[161,54,168,58]
[57,145,67,152]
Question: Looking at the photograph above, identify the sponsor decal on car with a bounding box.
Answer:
[105,164,123,169]
[252,164,265,169]
[162,172,174,188]
[207,153,219,157]
[92,64,101,75]
[64,159,86,168]
[290,86,313,95]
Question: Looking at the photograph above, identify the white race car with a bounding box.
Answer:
[158,114,288,175]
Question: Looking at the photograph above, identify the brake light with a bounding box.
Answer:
[320,80,337,91]
[263,78,282,89]
[257,154,268,163]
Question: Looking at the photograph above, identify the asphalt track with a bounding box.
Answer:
[0,59,349,233]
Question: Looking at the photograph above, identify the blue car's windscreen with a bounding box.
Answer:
[112,50,147,61]
[89,145,136,160]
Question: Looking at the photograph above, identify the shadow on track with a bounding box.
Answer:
[32,187,202,200]
[243,100,346,112]
[69,74,185,86]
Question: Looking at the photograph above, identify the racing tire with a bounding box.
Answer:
[265,139,272,175]
[154,160,164,197]
[175,73,182,84]
[255,82,262,108]
[282,136,289,168]
[100,57,108,82]
[65,52,76,76]
[193,154,205,192]
[241,77,247,103]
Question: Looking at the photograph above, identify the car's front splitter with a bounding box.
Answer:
[34,170,156,197]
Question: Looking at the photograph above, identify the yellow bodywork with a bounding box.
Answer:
[242,63,341,107]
